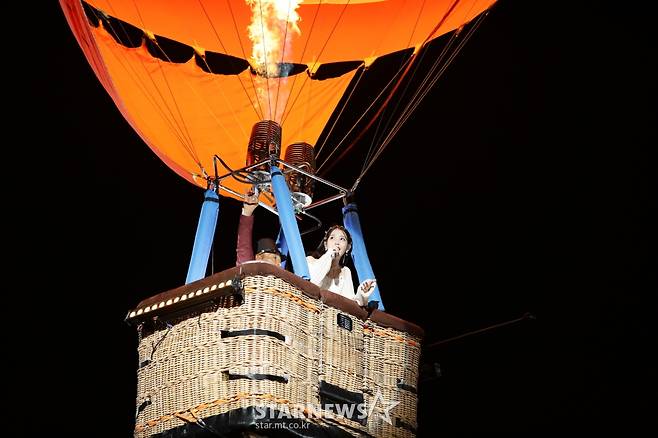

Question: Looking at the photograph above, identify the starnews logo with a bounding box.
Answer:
[367,389,400,425]
[253,389,399,425]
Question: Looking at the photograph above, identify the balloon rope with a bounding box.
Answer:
[392,11,489,133]
[314,67,366,158]
[322,0,429,175]
[374,5,489,153]
[318,0,465,177]
[315,54,415,173]
[358,33,464,180]
[352,0,429,176]
[405,0,429,49]
[278,0,323,125]
[199,0,264,120]
[129,0,202,164]
[151,66,200,164]
[95,3,201,165]
[280,1,350,126]
[177,54,249,150]
[425,313,535,351]
[358,11,488,186]
[285,74,350,150]
[273,0,293,122]
[257,0,274,119]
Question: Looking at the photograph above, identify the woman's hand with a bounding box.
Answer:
[359,279,376,296]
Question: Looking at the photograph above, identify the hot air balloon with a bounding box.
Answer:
[60,1,497,436]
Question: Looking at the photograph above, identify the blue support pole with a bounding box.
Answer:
[342,202,384,310]
[275,227,289,269]
[185,189,220,284]
[270,165,310,279]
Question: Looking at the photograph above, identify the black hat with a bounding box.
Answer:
[256,238,281,256]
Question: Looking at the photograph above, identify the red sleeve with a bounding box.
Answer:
[236,214,255,266]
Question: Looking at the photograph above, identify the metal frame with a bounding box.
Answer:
[212,156,349,231]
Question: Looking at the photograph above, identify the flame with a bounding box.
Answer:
[247,0,303,119]
[247,0,302,77]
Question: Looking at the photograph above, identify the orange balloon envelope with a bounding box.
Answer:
[60,0,496,200]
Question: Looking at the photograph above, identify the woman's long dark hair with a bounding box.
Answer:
[311,224,353,267]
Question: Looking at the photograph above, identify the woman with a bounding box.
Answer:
[306,225,376,307]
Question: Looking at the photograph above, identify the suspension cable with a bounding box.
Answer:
[317,0,465,177]
[198,0,264,121]
[354,11,488,190]
[98,4,200,161]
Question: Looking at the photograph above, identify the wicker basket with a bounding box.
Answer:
[127,263,423,437]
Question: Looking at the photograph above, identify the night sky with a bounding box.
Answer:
[37,1,655,436]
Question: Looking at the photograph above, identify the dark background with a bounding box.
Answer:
[33,0,656,436]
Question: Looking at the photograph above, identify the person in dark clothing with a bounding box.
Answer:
[235,191,282,266]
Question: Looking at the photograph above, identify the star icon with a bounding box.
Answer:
[367,389,400,425]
